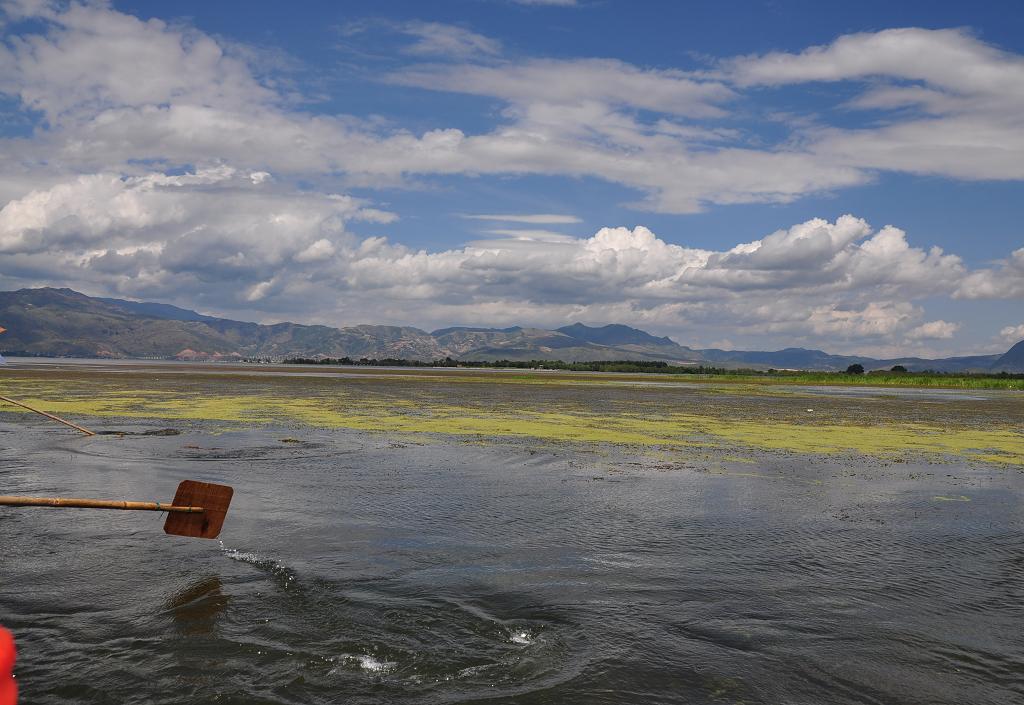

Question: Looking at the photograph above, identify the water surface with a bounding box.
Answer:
[1,370,1023,703]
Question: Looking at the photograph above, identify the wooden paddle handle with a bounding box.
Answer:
[0,496,203,512]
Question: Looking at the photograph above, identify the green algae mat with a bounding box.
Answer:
[2,366,1022,465]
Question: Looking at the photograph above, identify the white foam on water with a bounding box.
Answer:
[456,664,494,678]
[509,629,534,645]
[331,653,397,675]
[358,655,396,673]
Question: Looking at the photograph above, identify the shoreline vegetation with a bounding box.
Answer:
[282,357,1024,390]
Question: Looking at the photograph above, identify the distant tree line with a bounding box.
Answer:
[282,356,1024,379]
[283,357,739,374]
[284,356,444,368]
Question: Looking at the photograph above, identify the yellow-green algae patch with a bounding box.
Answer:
[2,373,1022,465]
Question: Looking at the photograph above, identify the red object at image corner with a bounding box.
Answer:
[0,627,16,705]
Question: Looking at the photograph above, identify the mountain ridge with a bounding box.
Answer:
[0,287,1019,372]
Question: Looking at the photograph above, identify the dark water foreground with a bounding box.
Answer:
[1,418,1022,704]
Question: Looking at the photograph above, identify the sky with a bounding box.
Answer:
[1,0,1023,356]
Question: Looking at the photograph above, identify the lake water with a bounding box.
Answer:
[1,370,1023,703]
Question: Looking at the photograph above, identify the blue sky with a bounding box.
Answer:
[1,0,1023,355]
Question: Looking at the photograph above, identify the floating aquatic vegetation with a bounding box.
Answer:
[1,369,1022,465]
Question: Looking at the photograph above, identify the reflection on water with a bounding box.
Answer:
[164,576,228,636]
[2,407,1024,704]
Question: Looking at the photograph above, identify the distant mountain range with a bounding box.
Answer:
[1,287,1022,372]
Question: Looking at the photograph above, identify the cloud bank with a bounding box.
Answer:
[0,164,1016,352]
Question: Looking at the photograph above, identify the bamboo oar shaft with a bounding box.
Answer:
[0,496,204,512]
[0,395,95,436]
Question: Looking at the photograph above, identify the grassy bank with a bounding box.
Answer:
[720,371,1024,390]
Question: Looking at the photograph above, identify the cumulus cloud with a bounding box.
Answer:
[0,166,396,308]
[1000,324,1024,342]
[684,217,964,299]
[956,248,1024,299]
[807,302,918,338]
[0,0,274,124]
[294,238,337,263]
[906,320,960,340]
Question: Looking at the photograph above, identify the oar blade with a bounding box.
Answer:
[163,480,233,539]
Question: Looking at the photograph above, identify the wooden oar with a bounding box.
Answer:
[0,480,233,539]
[0,394,95,436]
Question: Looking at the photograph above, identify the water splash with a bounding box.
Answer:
[219,541,297,587]
[331,653,397,675]
[508,628,534,645]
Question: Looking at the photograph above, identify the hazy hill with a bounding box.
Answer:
[97,297,220,323]
[0,288,1021,371]
[697,346,858,369]
[430,324,699,363]
[0,289,697,363]
[0,288,235,358]
[556,323,677,347]
[0,288,442,360]
[994,340,1024,371]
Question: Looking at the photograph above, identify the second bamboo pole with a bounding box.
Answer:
[0,395,95,436]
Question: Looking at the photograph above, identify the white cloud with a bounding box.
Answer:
[906,320,960,340]
[245,278,276,302]
[999,324,1024,342]
[480,229,577,241]
[0,0,274,124]
[685,217,964,299]
[807,302,918,338]
[725,28,1024,181]
[385,59,869,212]
[378,27,1024,208]
[0,166,394,300]
[462,213,582,224]
[956,248,1024,299]
[390,59,734,118]
[339,19,501,60]
[399,22,501,59]
[294,238,337,263]
[725,27,1016,90]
